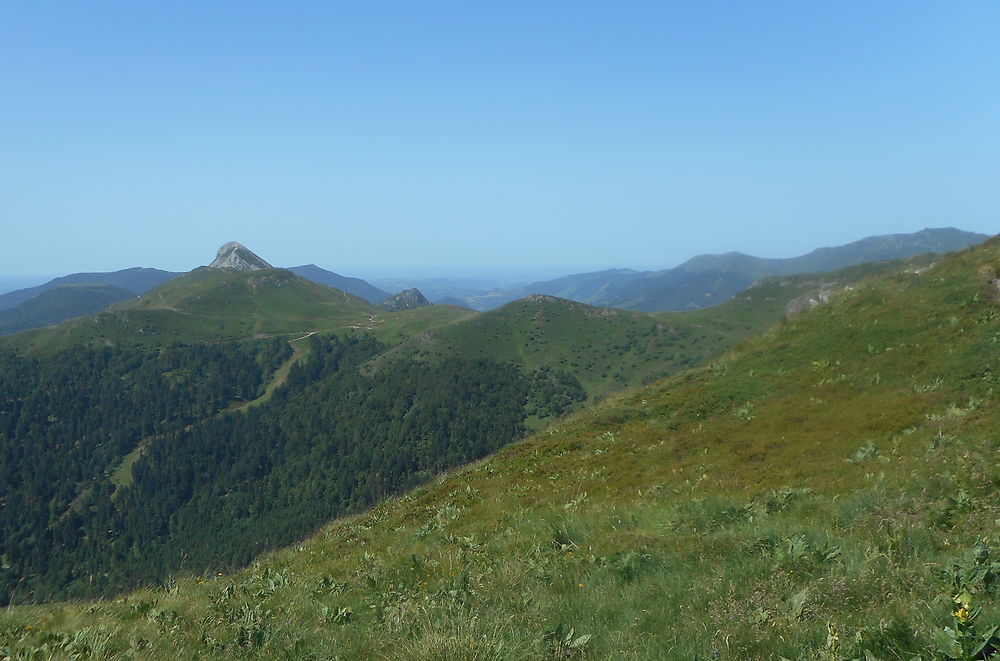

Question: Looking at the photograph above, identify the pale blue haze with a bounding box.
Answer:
[2,1,998,277]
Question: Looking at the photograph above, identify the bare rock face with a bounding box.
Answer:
[380,288,431,312]
[208,242,273,271]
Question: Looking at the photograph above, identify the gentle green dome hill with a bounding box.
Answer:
[5,237,1000,658]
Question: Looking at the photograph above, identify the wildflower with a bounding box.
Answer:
[578,583,584,588]
[955,606,971,623]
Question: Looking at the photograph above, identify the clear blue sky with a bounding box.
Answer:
[2,1,998,278]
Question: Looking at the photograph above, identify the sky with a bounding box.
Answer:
[2,1,999,279]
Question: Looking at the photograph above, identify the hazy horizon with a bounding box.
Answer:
[2,225,993,298]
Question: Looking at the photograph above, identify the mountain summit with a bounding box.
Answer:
[208,241,272,271]
[380,288,432,312]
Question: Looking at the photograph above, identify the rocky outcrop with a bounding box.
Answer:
[785,287,838,316]
[209,242,273,271]
[380,288,432,312]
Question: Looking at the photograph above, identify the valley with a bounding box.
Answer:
[0,236,997,659]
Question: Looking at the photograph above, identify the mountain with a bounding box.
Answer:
[0,283,135,336]
[0,247,389,335]
[380,288,432,312]
[0,244,930,606]
[518,227,989,311]
[1,245,380,353]
[0,267,178,312]
[371,275,533,311]
[5,237,1000,658]
[368,255,937,409]
[207,241,272,270]
[288,264,390,304]
[720,225,991,274]
[520,268,646,302]
[0,276,48,295]
[371,293,698,403]
[14,268,375,351]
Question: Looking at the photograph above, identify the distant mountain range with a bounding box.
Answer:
[0,284,137,337]
[0,268,181,336]
[0,267,179,312]
[0,253,392,336]
[501,227,990,311]
[287,264,390,304]
[0,227,989,336]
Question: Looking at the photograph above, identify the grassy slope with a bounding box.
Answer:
[3,242,998,658]
[368,304,479,345]
[369,293,768,404]
[0,269,380,353]
[371,256,937,403]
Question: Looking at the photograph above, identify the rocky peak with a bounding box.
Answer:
[380,288,432,312]
[208,242,272,271]
[524,294,561,304]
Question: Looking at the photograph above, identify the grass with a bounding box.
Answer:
[3,255,925,416]
[369,304,478,345]
[237,331,316,409]
[108,440,150,492]
[5,435,998,659]
[3,245,996,658]
[368,256,938,404]
[1,268,379,353]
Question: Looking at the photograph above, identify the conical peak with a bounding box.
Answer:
[380,288,432,312]
[208,242,273,271]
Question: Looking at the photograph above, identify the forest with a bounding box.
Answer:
[0,334,584,604]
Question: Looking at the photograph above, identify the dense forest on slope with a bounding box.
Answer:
[0,340,292,603]
[0,334,583,604]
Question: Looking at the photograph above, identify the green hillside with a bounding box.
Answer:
[0,267,178,313]
[0,258,930,610]
[368,304,478,345]
[372,256,938,405]
[0,262,899,609]
[0,284,135,336]
[4,238,999,658]
[1,268,378,353]
[370,294,693,399]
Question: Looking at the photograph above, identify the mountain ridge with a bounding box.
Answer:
[0,267,179,312]
[288,264,390,304]
[498,226,990,312]
[0,229,987,330]
[0,284,136,336]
